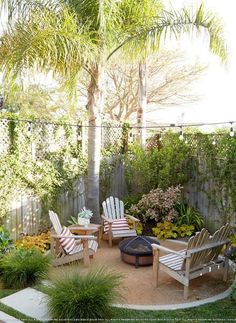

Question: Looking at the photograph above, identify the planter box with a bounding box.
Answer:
[77,217,90,226]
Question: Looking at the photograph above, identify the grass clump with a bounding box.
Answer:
[0,248,51,288]
[47,268,123,322]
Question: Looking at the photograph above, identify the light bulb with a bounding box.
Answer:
[179,127,184,140]
[77,132,82,140]
[185,138,188,144]
[159,134,163,141]
[212,138,216,145]
[230,127,234,137]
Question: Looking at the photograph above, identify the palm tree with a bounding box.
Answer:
[0,0,226,222]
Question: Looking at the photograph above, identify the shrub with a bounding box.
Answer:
[0,248,51,288]
[152,221,195,240]
[47,268,122,322]
[15,232,50,253]
[127,218,143,235]
[123,194,143,209]
[129,185,182,223]
[175,202,204,231]
[225,233,236,262]
[0,226,12,256]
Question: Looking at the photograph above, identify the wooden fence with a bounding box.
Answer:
[4,178,87,240]
[4,159,236,240]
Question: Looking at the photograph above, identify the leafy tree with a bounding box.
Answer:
[0,0,226,221]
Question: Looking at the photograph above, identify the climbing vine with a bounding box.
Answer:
[124,131,236,224]
[0,113,87,221]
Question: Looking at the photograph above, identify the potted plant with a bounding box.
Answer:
[77,207,93,227]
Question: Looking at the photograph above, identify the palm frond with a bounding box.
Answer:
[0,6,98,89]
[109,2,227,63]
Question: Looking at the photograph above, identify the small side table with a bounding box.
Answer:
[69,223,102,248]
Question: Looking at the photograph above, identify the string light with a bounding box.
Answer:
[77,126,82,141]
[179,127,184,141]
[185,137,188,144]
[230,122,234,137]
[28,122,32,132]
[129,131,134,143]
[212,136,216,145]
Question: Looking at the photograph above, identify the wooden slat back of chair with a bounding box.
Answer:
[181,228,211,271]
[49,210,62,235]
[181,224,231,271]
[102,196,124,219]
[207,223,231,262]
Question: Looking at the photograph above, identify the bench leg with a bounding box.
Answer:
[153,249,159,287]
[223,258,229,282]
[184,285,189,300]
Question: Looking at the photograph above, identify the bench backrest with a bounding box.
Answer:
[181,223,231,271]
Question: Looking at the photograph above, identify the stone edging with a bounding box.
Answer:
[113,285,233,310]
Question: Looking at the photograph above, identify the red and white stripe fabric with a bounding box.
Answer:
[104,218,130,233]
[59,227,76,254]
[70,240,98,255]
[59,227,98,255]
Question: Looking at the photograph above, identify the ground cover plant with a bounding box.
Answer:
[152,221,195,240]
[0,248,51,288]
[15,232,50,253]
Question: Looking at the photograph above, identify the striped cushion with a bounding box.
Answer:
[104,218,130,233]
[70,240,98,255]
[59,227,76,254]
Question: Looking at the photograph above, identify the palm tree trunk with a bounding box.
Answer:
[137,61,147,147]
[87,64,104,223]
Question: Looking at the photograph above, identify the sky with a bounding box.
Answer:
[147,0,236,127]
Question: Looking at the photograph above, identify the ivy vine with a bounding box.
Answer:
[0,113,87,222]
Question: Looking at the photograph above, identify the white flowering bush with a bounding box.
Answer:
[129,185,182,223]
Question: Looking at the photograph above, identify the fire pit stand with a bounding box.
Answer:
[119,236,160,268]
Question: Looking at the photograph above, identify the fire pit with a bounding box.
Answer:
[119,236,159,268]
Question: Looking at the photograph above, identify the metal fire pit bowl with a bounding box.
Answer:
[119,236,160,268]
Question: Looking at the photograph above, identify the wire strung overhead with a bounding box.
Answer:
[1,117,236,130]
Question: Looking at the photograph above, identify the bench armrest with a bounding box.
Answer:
[151,243,187,258]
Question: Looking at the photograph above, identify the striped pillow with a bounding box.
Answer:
[104,218,130,233]
[59,227,76,254]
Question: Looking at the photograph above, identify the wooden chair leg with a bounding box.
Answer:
[153,249,159,287]
[108,233,112,248]
[108,224,112,248]
[83,240,90,267]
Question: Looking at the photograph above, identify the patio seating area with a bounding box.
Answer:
[49,237,233,306]
[0,1,236,321]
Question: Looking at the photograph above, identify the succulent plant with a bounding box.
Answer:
[78,207,93,219]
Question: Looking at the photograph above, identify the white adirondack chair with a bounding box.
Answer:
[152,223,231,299]
[102,196,140,247]
[49,210,98,266]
